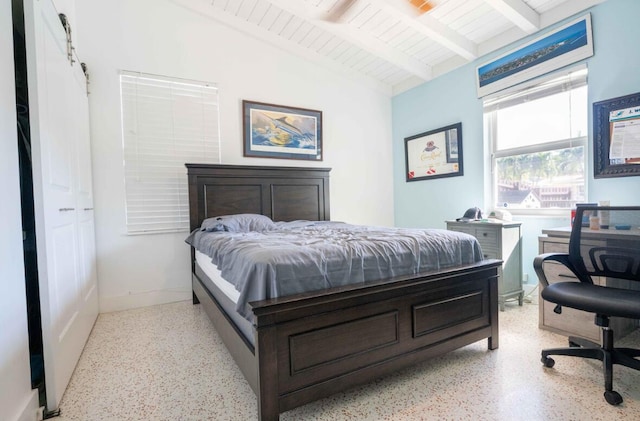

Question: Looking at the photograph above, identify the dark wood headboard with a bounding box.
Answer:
[186,164,331,231]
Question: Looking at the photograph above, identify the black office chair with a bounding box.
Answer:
[534,206,640,405]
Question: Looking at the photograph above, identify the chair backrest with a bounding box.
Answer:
[569,206,640,283]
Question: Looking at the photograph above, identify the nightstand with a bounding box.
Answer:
[446,220,523,311]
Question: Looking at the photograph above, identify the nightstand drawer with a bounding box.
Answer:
[474,228,497,245]
[451,226,474,236]
[478,243,498,257]
[481,250,499,260]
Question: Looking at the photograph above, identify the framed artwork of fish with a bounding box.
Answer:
[243,100,323,161]
[405,123,464,182]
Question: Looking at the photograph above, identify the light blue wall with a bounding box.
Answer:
[587,0,640,201]
[392,64,484,230]
[392,0,640,284]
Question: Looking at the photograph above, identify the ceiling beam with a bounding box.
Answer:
[539,0,605,27]
[368,0,478,61]
[483,0,540,33]
[268,0,432,81]
[479,0,605,57]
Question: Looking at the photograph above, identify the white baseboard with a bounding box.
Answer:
[99,289,191,313]
[12,389,39,421]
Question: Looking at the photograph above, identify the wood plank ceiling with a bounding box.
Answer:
[173,0,606,95]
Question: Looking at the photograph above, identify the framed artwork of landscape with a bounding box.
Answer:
[476,14,593,97]
[243,100,322,161]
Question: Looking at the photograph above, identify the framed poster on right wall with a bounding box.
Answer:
[593,92,640,178]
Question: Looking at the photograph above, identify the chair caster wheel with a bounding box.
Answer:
[541,356,555,368]
[604,390,623,405]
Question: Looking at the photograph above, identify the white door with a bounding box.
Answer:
[72,62,99,336]
[24,0,98,411]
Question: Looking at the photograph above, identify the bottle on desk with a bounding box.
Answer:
[599,200,610,229]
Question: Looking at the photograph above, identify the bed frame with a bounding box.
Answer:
[187,164,501,421]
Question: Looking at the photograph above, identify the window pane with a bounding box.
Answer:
[496,86,587,150]
[569,85,588,139]
[495,146,585,210]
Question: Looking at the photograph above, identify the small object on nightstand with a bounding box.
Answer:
[456,207,483,221]
[488,209,512,221]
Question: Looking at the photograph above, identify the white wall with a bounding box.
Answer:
[75,0,394,312]
[1,0,39,419]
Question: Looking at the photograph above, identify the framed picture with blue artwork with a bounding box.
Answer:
[243,100,323,161]
[476,14,593,97]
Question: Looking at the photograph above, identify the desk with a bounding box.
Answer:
[541,226,640,242]
[538,227,640,341]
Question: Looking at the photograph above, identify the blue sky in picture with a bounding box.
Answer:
[478,19,588,87]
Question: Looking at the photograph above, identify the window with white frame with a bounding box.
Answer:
[484,66,588,213]
[120,71,221,234]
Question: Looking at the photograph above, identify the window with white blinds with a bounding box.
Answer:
[120,71,221,234]
[484,66,588,214]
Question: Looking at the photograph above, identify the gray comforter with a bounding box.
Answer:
[186,221,484,319]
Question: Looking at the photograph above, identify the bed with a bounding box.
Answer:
[186,163,501,421]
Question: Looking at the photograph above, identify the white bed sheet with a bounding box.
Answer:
[195,250,240,304]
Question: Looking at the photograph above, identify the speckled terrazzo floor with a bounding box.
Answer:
[57,300,640,421]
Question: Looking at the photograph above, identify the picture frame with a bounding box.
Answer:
[593,92,640,178]
[243,100,322,161]
[405,123,463,182]
[476,14,593,98]
[445,128,459,163]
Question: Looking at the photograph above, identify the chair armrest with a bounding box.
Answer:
[533,253,573,287]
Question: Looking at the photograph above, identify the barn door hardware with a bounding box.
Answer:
[58,13,75,65]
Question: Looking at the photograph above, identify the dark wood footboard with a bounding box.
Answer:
[249,260,500,420]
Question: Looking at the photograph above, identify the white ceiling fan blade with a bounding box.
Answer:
[324,0,360,23]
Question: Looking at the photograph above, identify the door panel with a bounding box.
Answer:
[25,0,98,411]
[41,4,72,193]
[72,49,99,336]
[52,223,81,337]
[78,219,97,299]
